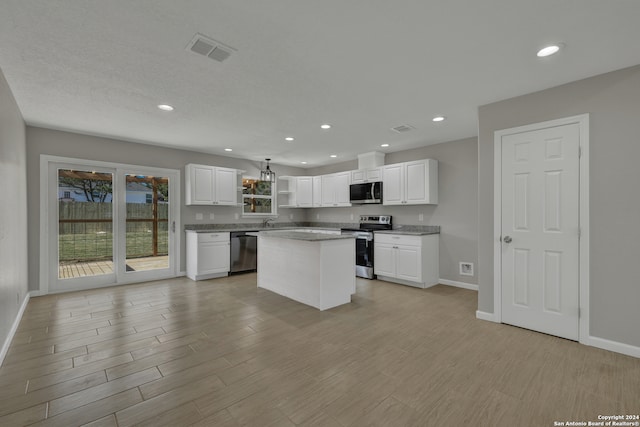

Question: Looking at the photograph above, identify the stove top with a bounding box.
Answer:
[341,215,392,232]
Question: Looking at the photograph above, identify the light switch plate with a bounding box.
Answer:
[195,213,203,221]
[418,213,424,221]
[209,213,215,220]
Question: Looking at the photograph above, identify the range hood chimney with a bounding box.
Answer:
[357,151,385,170]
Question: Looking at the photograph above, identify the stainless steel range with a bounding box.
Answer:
[341,215,392,279]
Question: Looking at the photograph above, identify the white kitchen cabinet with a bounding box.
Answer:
[278,176,313,208]
[351,167,382,184]
[186,231,230,280]
[374,233,439,288]
[382,159,438,205]
[313,176,322,207]
[321,171,351,207]
[295,177,313,207]
[185,163,240,206]
[214,167,238,205]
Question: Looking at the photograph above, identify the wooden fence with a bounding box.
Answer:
[59,202,168,262]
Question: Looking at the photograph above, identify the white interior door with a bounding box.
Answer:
[500,123,580,340]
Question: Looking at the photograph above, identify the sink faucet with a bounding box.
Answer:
[262,218,275,228]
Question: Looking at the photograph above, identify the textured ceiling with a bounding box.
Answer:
[1,1,640,167]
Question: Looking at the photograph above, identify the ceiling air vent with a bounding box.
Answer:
[187,33,236,63]
[391,124,415,133]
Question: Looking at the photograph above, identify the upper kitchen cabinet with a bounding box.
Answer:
[313,176,322,207]
[351,167,382,184]
[278,176,313,208]
[383,159,438,205]
[321,171,352,207]
[185,163,240,206]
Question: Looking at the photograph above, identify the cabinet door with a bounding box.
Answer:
[382,164,403,205]
[334,172,352,206]
[321,174,336,206]
[187,165,215,205]
[351,170,366,184]
[405,160,428,205]
[366,168,382,182]
[198,241,230,274]
[312,176,322,207]
[215,167,237,205]
[396,245,422,282]
[373,243,396,277]
[295,177,313,207]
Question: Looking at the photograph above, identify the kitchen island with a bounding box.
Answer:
[257,230,355,310]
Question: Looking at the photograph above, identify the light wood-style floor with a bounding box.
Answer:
[1,274,638,426]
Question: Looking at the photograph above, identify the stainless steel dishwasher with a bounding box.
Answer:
[229,231,258,273]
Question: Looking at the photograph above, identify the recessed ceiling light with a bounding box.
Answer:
[537,44,561,57]
[432,116,446,122]
[330,154,337,158]
[301,161,307,164]
[285,137,294,142]
[381,144,390,147]
[321,124,332,130]
[224,148,232,152]
[157,104,174,111]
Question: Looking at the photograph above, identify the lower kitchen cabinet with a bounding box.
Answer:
[186,231,230,280]
[374,233,439,288]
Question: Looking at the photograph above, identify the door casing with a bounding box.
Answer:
[39,155,181,294]
[493,114,590,343]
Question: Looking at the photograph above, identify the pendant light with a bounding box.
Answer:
[260,158,276,183]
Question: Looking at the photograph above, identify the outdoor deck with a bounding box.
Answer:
[58,256,169,278]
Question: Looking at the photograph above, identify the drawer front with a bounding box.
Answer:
[374,233,422,246]
[198,232,230,243]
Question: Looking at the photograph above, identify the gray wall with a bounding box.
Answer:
[0,67,28,352]
[26,127,307,290]
[307,138,478,285]
[478,64,640,347]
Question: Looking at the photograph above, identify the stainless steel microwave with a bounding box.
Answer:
[349,181,383,204]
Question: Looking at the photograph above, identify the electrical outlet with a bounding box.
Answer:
[316,213,320,220]
[459,262,474,276]
[209,213,215,220]
[195,213,203,221]
[418,213,424,221]
[289,213,293,220]
[234,213,239,220]
[350,213,354,220]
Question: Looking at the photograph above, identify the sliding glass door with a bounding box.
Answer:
[55,165,116,288]
[47,159,179,293]
[119,170,174,283]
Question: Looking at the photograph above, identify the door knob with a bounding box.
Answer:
[503,236,512,243]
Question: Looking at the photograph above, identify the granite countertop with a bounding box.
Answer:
[374,225,441,236]
[184,222,441,235]
[258,230,355,241]
[185,226,342,233]
[375,230,440,236]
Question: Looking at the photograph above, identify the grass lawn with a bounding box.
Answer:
[59,231,168,263]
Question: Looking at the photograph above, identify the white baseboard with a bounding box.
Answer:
[0,291,31,367]
[177,271,187,277]
[439,279,478,291]
[476,310,497,322]
[586,335,640,359]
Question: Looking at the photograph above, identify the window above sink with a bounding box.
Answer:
[241,177,277,217]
